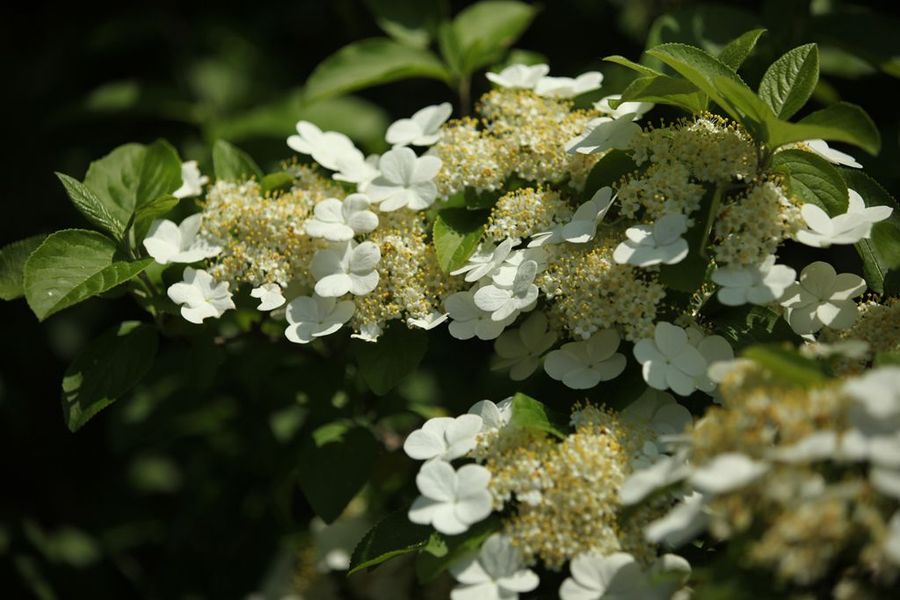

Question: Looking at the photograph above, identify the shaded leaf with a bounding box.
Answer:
[772,149,848,215]
[349,510,432,575]
[0,234,48,301]
[766,102,880,155]
[445,1,538,75]
[508,392,567,439]
[212,139,263,181]
[718,29,766,70]
[55,173,125,240]
[433,208,488,272]
[352,325,428,396]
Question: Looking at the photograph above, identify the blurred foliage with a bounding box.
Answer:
[2,0,899,598]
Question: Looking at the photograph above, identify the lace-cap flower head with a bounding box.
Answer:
[250,283,285,311]
[633,322,707,396]
[450,534,539,600]
[143,214,222,265]
[173,160,209,199]
[492,311,558,380]
[408,460,492,535]
[366,147,442,211]
[485,63,549,89]
[287,120,360,171]
[712,255,796,306]
[795,191,892,248]
[284,295,354,344]
[544,328,627,389]
[780,261,866,334]
[167,267,235,324]
[304,194,378,242]
[594,95,654,120]
[613,213,690,267]
[534,71,603,98]
[385,102,453,147]
[565,113,642,154]
[403,414,484,462]
[311,240,381,297]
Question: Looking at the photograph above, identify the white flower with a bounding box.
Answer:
[468,398,513,433]
[451,238,516,283]
[386,102,452,147]
[167,267,235,324]
[250,283,285,311]
[333,152,380,191]
[613,214,689,266]
[304,194,379,242]
[620,451,691,506]
[532,187,614,246]
[565,114,642,154]
[287,121,359,171]
[351,321,383,343]
[780,261,866,334]
[795,191,892,247]
[544,329,627,389]
[492,311,557,380]
[485,63,549,89]
[534,71,603,98]
[403,414,484,462]
[407,311,449,330]
[365,147,441,211]
[622,388,693,441]
[689,332,734,395]
[450,534,539,600]
[560,552,690,600]
[284,295,354,343]
[445,289,515,341]
[804,139,862,168]
[408,460,492,535]
[173,160,208,199]
[311,240,381,297]
[711,255,796,306]
[473,259,540,321]
[886,511,900,565]
[142,214,222,265]
[844,367,900,421]
[594,95,654,120]
[645,491,709,547]
[633,322,708,397]
[688,452,769,495]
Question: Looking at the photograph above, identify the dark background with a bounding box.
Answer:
[2,1,898,598]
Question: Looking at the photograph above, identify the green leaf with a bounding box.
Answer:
[766,102,881,155]
[616,75,707,114]
[133,194,179,241]
[364,0,441,49]
[61,321,158,432]
[759,44,819,120]
[711,305,794,350]
[348,510,432,575]
[772,149,848,215]
[603,55,664,77]
[718,29,766,70]
[212,139,263,181]
[305,38,450,102]
[82,141,182,227]
[841,169,900,295]
[0,234,48,301]
[581,149,638,200]
[55,173,125,240]
[296,424,378,523]
[352,325,428,395]
[742,344,827,386]
[433,208,488,272]
[508,393,567,439]
[415,518,498,583]
[446,0,538,75]
[260,172,294,195]
[23,229,152,321]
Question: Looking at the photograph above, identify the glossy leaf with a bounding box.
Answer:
[772,149,848,215]
[352,325,428,396]
[212,139,263,181]
[445,0,538,75]
[718,28,766,70]
[348,510,432,574]
[0,234,48,301]
[759,44,819,119]
[55,173,126,240]
[766,102,880,155]
[433,208,488,273]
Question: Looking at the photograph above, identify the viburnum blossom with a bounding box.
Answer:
[283,295,354,344]
[688,453,770,495]
[544,328,627,389]
[408,460,492,535]
[445,289,516,340]
[249,283,285,311]
[167,267,235,324]
[450,534,539,600]
[492,311,557,380]
[531,187,614,246]
[594,95,654,120]
[304,194,378,241]
[287,121,359,171]
[613,214,690,267]
[534,71,603,98]
[804,139,862,168]
[403,414,484,462]
[711,255,796,306]
[780,261,866,334]
[143,215,222,265]
[310,240,381,297]
[795,191,892,248]
[173,160,208,198]
[485,63,549,89]
[633,322,708,396]
[559,552,690,600]
[385,102,452,147]
[468,398,513,432]
[565,113,642,154]
[473,259,540,321]
[366,147,442,211]
[451,238,516,283]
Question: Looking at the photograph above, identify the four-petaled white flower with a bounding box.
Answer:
[804,139,862,169]
[712,255,796,306]
[534,71,604,98]
[468,398,513,433]
[780,261,866,334]
[633,322,708,396]
[386,103,453,147]
[594,95,654,120]
[645,491,709,547]
[284,295,355,344]
[560,552,691,600]
[565,114,642,154]
[492,311,558,380]
[304,194,379,242]
[167,267,235,324]
[407,310,450,330]
[532,187,615,247]
[473,259,540,321]
[250,283,285,311]
[621,388,693,452]
[311,240,381,297]
[333,152,380,190]
[688,452,769,495]
[403,414,484,462]
[485,63,550,89]
[620,450,691,506]
[143,214,222,265]
[365,147,442,211]
[613,213,689,267]
[451,238,517,282]
[351,321,383,343]
[544,329,627,389]
[450,534,540,600]
[688,330,734,395]
[173,160,209,198]
[287,121,359,171]
[408,460,492,535]
[844,366,900,421]
[795,190,893,248]
[445,290,516,340]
